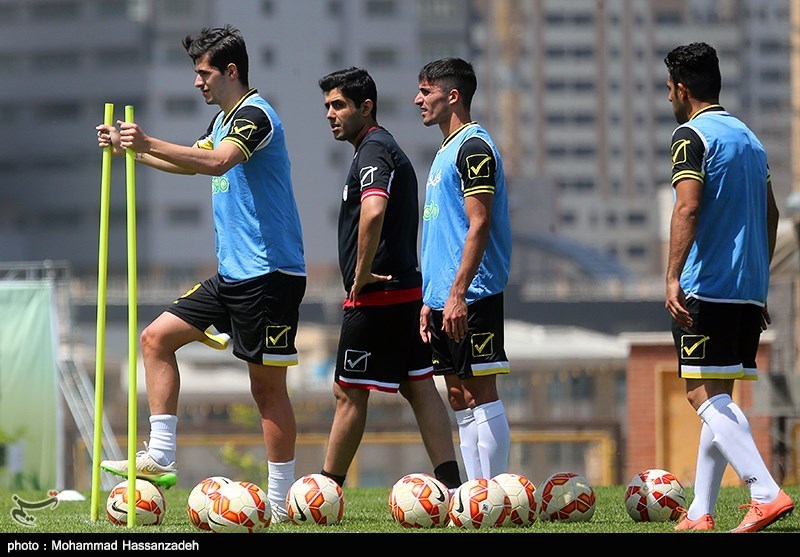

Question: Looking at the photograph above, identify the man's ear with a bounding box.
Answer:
[361,98,374,117]
[676,82,690,101]
[447,87,460,107]
[227,63,237,79]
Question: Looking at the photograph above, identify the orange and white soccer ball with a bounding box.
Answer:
[389,473,450,528]
[536,472,596,522]
[206,480,271,533]
[448,478,510,529]
[492,472,537,527]
[286,474,344,525]
[187,476,232,531]
[106,479,166,526]
[624,468,686,522]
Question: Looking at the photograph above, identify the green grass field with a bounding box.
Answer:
[1,485,797,537]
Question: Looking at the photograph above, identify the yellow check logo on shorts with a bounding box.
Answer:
[681,335,709,359]
[266,325,291,348]
[471,332,495,358]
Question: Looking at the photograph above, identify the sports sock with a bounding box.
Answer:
[686,421,725,520]
[320,469,346,488]
[433,460,462,489]
[267,459,295,522]
[698,394,780,503]
[454,408,480,480]
[473,400,510,478]
[146,414,177,466]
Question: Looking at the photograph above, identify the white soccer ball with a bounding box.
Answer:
[492,472,537,527]
[206,480,271,533]
[106,479,166,526]
[624,468,686,522]
[389,473,450,528]
[187,476,232,531]
[536,472,596,522]
[286,473,345,525]
[448,478,510,529]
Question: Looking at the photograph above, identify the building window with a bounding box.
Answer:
[378,97,399,117]
[262,46,275,67]
[95,0,128,17]
[328,0,343,17]
[37,101,82,121]
[0,3,19,24]
[167,207,201,226]
[32,50,81,71]
[420,0,458,18]
[329,147,344,167]
[626,212,647,226]
[559,212,576,226]
[95,48,141,68]
[165,97,196,115]
[366,48,398,67]
[40,210,83,229]
[162,0,194,16]
[547,146,567,158]
[30,1,81,20]
[627,245,647,258]
[365,0,397,16]
[327,47,343,67]
[165,45,188,66]
[0,52,18,72]
[572,12,594,25]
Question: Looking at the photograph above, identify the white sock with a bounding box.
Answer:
[698,394,780,503]
[687,421,725,520]
[147,414,177,466]
[454,408,480,480]
[473,400,510,479]
[267,459,295,522]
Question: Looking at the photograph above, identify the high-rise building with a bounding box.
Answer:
[0,0,792,286]
[470,0,792,277]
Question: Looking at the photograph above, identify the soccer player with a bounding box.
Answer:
[664,42,793,532]
[95,25,306,522]
[316,67,462,492]
[414,58,512,480]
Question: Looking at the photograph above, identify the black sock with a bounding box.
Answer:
[320,469,346,488]
[433,460,462,489]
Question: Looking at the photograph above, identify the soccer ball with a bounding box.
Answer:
[286,473,345,525]
[448,478,510,529]
[624,468,686,522]
[492,472,537,527]
[536,472,596,522]
[206,480,271,533]
[106,479,166,526]
[389,473,450,528]
[187,476,232,531]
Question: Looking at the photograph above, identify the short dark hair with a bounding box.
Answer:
[418,57,477,111]
[318,67,378,119]
[183,25,249,87]
[664,42,721,101]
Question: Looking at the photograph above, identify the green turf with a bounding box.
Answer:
[0,485,797,535]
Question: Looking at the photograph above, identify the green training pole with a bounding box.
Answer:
[90,102,114,522]
[125,105,138,527]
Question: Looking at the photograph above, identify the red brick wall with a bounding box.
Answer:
[626,337,773,485]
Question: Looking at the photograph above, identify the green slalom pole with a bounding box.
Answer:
[125,105,138,527]
[90,103,114,522]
